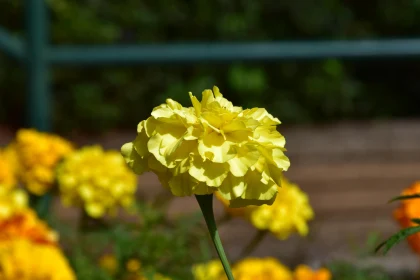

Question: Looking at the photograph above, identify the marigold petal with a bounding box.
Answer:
[121,143,147,174]
[198,133,236,163]
[168,173,198,196]
[227,146,260,177]
[189,157,229,187]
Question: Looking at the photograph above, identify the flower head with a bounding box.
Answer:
[0,209,58,245]
[192,259,225,280]
[0,148,18,190]
[246,177,314,239]
[293,265,331,280]
[230,257,293,280]
[14,129,74,195]
[393,181,420,253]
[0,238,75,280]
[122,86,290,207]
[57,145,138,218]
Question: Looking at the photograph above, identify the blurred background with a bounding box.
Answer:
[1,0,420,278]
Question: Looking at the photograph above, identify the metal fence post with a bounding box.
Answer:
[26,0,50,131]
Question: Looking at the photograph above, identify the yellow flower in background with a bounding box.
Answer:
[0,148,17,190]
[394,181,420,254]
[230,257,293,280]
[0,188,28,220]
[246,177,314,240]
[192,259,224,280]
[0,209,58,245]
[215,176,314,240]
[14,129,74,195]
[122,86,290,207]
[293,265,331,280]
[126,258,142,272]
[99,254,171,280]
[0,238,75,280]
[57,145,137,218]
[99,253,119,275]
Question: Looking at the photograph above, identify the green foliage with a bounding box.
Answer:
[327,261,392,280]
[50,199,212,280]
[388,194,420,203]
[376,192,420,256]
[375,226,420,255]
[2,1,420,132]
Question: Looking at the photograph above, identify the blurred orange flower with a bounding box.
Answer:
[393,181,420,253]
[0,209,58,245]
[293,265,331,280]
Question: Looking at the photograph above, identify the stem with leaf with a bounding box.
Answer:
[195,194,234,280]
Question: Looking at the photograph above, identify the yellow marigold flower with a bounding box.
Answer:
[99,253,119,275]
[246,177,314,239]
[0,148,17,190]
[0,188,28,220]
[0,209,58,245]
[126,258,142,272]
[14,129,74,195]
[122,86,290,207]
[230,257,293,280]
[394,181,420,254]
[192,259,225,280]
[0,238,75,280]
[57,145,137,218]
[293,265,331,280]
[216,176,314,240]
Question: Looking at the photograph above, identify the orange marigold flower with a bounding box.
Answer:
[0,209,58,245]
[14,129,74,195]
[393,181,420,254]
[293,265,331,280]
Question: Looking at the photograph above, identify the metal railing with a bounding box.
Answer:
[1,1,420,131]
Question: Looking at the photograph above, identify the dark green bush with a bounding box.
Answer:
[1,0,420,133]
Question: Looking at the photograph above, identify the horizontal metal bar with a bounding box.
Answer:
[0,27,24,60]
[49,39,420,65]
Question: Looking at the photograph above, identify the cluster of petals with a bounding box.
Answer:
[192,258,331,280]
[57,145,137,218]
[246,177,314,239]
[393,181,420,253]
[0,238,76,280]
[122,86,290,207]
[13,129,74,195]
[0,188,28,220]
[0,208,58,245]
[216,176,314,239]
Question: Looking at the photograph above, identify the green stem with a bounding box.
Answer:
[195,194,234,280]
[237,230,268,261]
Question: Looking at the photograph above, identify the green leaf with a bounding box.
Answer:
[375,226,420,255]
[388,193,420,203]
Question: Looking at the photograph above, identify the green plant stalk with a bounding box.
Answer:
[195,194,234,280]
